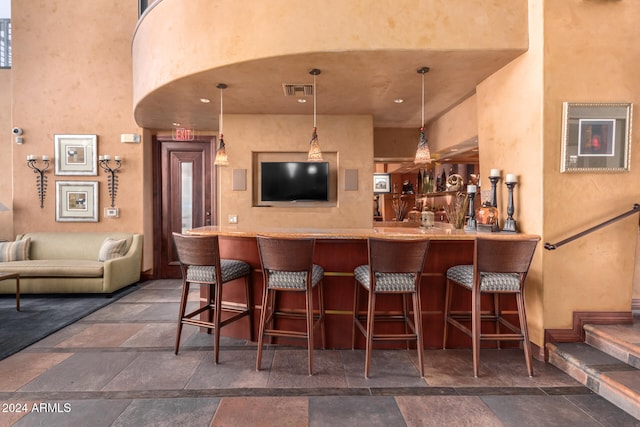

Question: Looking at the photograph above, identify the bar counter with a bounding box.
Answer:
[186,225,537,349]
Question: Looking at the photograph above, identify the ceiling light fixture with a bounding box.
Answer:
[214,83,229,166]
[414,67,432,164]
[307,68,323,162]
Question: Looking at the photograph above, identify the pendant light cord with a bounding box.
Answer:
[219,87,224,136]
[313,72,317,129]
[421,71,425,129]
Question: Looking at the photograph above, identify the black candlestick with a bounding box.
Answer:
[26,158,49,208]
[464,191,477,231]
[502,181,517,232]
[488,176,500,208]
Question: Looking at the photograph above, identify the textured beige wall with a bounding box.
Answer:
[428,95,478,154]
[219,114,373,229]
[542,0,640,327]
[9,2,146,259]
[132,0,528,105]
[475,0,545,343]
[0,70,13,240]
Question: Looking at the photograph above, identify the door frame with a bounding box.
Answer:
[152,135,216,278]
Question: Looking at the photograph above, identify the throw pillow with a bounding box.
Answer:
[0,238,31,262]
[98,238,128,262]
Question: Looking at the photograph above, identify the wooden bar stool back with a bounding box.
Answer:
[443,235,540,377]
[172,232,253,364]
[255,236,326,376]
[352,237,430,378]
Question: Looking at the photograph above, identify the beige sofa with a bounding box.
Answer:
[0,232,143,294]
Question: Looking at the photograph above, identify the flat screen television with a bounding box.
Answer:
[261,161,329,202]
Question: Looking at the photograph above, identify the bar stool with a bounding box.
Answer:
[352,237,430,378]
[172,232,253,364]
[255,236,326,376]
[443,235,540,377]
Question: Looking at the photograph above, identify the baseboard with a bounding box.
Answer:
[543,310,633,361]
[140,270,154,281]
[633,298,640,311]
[531,341,545,362]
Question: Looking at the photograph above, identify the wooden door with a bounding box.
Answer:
[153,137,215,278]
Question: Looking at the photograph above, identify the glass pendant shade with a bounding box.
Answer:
[214,136,229,166]
[414,127,431,164]
[307,69,323,162]
[214,83,229,166]
[414,67,432,164]
[307,127,323,162]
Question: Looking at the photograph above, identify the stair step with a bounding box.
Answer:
[584,322,640,369]
[547,342,640,420]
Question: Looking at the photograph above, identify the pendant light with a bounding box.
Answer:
[214,83,229,166]
[414,67,432,164]
[307,68,323,162]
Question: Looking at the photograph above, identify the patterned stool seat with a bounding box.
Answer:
[266,265,324,289]
[187,260,251,284]
[354,265,416,292]
[446,265,520,292]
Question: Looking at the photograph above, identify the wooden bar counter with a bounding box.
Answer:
[187,224,537,349]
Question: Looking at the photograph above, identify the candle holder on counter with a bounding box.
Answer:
[464,185,477,231]
[488,169,501,208]
[26,155,50,208]
[98,155,122,208]
[502,174,517,232]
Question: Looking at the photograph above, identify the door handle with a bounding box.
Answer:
[205,211,211,226]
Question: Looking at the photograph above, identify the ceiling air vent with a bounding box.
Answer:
[282,84,314,97]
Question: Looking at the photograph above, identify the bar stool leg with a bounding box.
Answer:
[175,281,191,354]
[472,287,481,378]
[494,293,502,350]
[256,282,270,371]
[413,291,425,377]
[364,290,376,379]
[352,280,359,350]
[213,282,223,364]
[245,275,254,342]
[517,291,534,377]
[318,280,326,349]
[442,279,452,349]
[306,283,314,376]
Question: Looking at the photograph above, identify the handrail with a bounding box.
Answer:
[544,203,640,250]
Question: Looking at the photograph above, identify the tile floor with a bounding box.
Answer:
[0,280,638,426]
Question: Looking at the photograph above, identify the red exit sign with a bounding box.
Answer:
[173,127,195,141]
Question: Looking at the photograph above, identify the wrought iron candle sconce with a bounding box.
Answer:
[26,155,50,208]
[98,155,122,208]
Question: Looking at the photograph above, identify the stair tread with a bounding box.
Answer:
[584,322,640,368]
[550,342,636,371]
[585,323,640,347]
[548,342,640,420]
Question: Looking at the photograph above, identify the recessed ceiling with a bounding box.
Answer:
[134,49,525,131]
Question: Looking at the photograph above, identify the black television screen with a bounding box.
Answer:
[261,162,329,202]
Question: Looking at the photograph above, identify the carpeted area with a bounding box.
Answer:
[0,284,139,361]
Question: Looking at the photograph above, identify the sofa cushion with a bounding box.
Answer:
[0,238,31,262]
[98,238,128,261]
[0,260,104,277]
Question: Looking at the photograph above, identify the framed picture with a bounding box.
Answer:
[54,134,98,175]
[561,103,632,172]
[373,173,391,193]
[56,181,99,222]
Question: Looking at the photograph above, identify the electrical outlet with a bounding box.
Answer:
[228,214,238,224]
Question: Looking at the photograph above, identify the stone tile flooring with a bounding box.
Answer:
[0,280,638,426]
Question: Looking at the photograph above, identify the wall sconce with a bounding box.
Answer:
[26,155,50,208]
[98,155,122,208]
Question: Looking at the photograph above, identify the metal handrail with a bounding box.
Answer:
[544,203,640,250]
